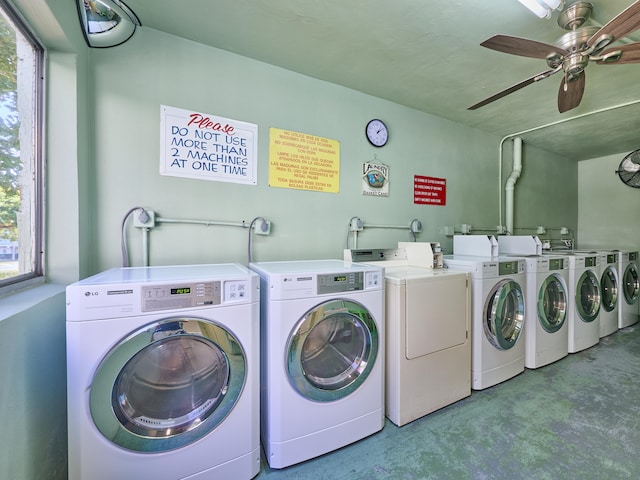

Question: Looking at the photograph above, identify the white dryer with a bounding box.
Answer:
[522,255,569,369]
[250,259,384,469]
[443,255,526,390]
[597,251,620,337]
[618,251,640,328]
[566,253,601,353]
[346,247,471,426]
[66,264,260,480]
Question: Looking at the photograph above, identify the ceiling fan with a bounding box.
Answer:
[469,1,640,113]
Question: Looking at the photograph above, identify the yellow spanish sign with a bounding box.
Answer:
[269,128,340,193]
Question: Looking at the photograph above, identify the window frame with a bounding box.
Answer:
[0,0,45,295]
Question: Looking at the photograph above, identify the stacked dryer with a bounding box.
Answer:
[499,235,570,369]
[618,250,640,328]
[444,236,527,390]
[345,243,471,426]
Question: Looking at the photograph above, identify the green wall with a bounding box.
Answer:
[578,153,640,251]
[88,27,577,270]
[0,1,579,479]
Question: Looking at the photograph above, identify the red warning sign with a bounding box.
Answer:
[414,175,446,205]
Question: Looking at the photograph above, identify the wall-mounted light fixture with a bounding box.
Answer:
[76,0,141,48]
[518,0,563,19]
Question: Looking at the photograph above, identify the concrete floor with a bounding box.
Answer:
[255,324,640,480]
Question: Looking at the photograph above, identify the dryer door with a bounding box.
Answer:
[484,279,525,350]
[622,263,639,306]
[601,266,618,313]
[89,317,246,452]
[286,299,379,402]
[537,273,567,333]
[576,270,601,322]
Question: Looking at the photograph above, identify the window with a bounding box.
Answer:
[0,0,44,293]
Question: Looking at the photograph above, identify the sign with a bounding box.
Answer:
[362,162,389,197]
[414,175,446,205]
[269,128,340,193]
[160,105,258,185]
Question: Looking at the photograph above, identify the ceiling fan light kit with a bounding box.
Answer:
[471,0,640,113]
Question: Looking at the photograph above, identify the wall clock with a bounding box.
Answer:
[616,150,640,188]
[366,119,388,147]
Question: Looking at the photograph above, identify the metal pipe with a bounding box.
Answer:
[498,98,640,229]
[156,217,249,228]
[505,137,523,235]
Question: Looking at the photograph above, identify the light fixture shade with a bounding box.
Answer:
[539,0,562,9]
[76,0,141,48]
[518,0,552,18]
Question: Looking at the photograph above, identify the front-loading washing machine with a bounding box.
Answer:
[345,247,471,426]
[596,251,619,337]
[443,255,526,390]
[565,253,601,353]
[522,255,569,369]
[250,259,384,469]
[66,264,260,480]
[618,251,639,328]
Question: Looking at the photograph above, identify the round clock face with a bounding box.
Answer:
[366,119,388,147]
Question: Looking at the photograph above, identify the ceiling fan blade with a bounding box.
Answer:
[587,0,640,48]
[557,72,586,113]
[468,69,559,110]
[480,35,566,59]
[596,41,640,64]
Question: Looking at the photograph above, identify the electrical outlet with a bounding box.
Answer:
[254,220,271,235]
[460,224,472,234]
[496,225,507,235]
[349,217,364,232]
[536,226,546,235]
[442,226,455,236]
[133,210,155,228]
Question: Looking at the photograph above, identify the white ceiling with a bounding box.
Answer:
[124,0,640,161]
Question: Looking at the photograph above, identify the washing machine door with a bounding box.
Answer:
[622,263,639,305]
[286,298,379,402]
[576,270,601,322]
[538,273,567,333]
[484,279,525,350]
[600,267,618,313]
[89,317,246,452]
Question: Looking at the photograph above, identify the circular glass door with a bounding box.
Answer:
[286,299,379,402]
[90,317,246,452]
[576,271,601,322]
[600,267,618,313]
[538,274,567,333]
[484,279,525,350]
[623,264,640,305]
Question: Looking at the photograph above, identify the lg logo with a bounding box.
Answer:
[84,291,98,297]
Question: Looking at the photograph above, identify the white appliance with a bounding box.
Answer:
[443,255,526,390]
[523,255,570,368]
[618,251,640,328]
[250,259,384,469]
[346,247,471,426]
[453,235,498,257]
[565,253,601,353]
[66,264,260,480]
[596,251,620,337]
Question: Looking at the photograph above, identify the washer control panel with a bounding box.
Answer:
[141,281,223,312]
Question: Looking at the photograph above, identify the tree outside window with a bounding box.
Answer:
[0,1,44,287]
